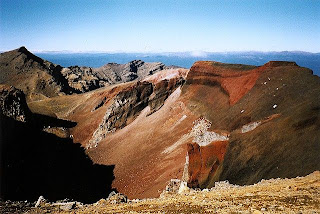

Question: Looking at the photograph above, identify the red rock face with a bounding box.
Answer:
[186,61,262,105]
[187,141,229,188]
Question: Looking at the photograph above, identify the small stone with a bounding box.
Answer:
[178,181,189,194]
[35,196,46,208]
[59,202,76,211]
[165,179,182,193]
[106,191,127,204]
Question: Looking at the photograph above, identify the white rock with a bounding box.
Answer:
[273,104,277,109]
[59,202,76,211]
[35,195,45,208]
[241,121,261,133]
[178,181,189,194]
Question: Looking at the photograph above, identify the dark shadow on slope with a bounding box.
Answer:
[0,112,115,203]
[31,113,78,129]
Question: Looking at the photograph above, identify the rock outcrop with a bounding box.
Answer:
[0,85,31,122]
[187,141,229,188]
[60,60,167,93]
[93,60,165,84]
[88,81,153,148]
[88,76,185,148]
[61,66,104,93]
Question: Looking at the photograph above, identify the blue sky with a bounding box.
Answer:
[0,0,319,52]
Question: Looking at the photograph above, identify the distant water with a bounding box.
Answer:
[37,52,320,76]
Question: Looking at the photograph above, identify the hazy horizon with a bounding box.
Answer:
[27,49,320,54]
[1,0,319,53]
[1,47,320,55]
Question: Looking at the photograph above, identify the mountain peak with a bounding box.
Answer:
[17,46,29,53]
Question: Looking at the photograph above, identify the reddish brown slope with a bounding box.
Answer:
[28,68,191,199]
[186,61,259,105]
[183,60,320,189]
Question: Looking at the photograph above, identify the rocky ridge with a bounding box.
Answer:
[61,60,167,93]
[0,47,74,101]
[93,59,166,84]
[0,47,170,100]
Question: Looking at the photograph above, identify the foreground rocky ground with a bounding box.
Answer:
[1,171,319,214]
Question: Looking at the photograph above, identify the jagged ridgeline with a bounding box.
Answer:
[0,47,169,101]
[0,47,319,202]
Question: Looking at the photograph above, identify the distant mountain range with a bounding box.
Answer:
[27,51,320,76]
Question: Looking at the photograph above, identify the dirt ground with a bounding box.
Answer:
[1,171,319,214]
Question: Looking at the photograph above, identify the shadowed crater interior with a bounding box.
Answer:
[0,112,115,203]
